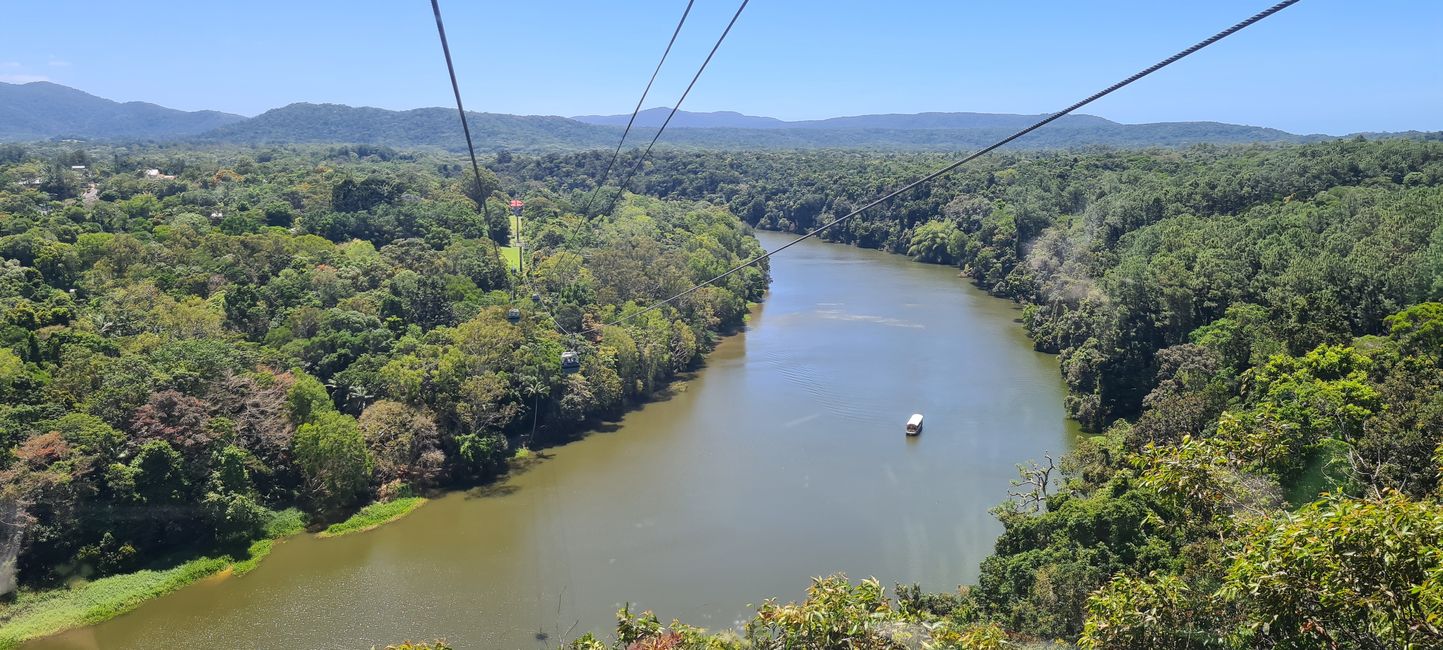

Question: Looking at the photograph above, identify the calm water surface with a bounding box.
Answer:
[32,231,1078,649]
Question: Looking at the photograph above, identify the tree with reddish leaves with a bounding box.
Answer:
[206,372,298,499]
[129,390,221,480]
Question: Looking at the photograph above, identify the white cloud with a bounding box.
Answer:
[0,74,51,83]
[47,59,70,67]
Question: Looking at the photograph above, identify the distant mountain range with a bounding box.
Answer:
[0,82,244,141]
[570,107,1118,131]
[0,81,1373,152]
[572,108,790,130]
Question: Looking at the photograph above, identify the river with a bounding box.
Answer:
[30,231,1078,649]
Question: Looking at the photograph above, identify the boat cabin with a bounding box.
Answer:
[905,413,924,435]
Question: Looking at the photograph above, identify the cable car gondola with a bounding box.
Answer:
[531,293,542,303]
[506,308,521,323]
[560,350,580,374]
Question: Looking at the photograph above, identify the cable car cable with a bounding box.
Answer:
[580,0,1302,335]
[579,0,698,216]
[598,0,750,218]
[428,4,585,633]
[429,0,493,228]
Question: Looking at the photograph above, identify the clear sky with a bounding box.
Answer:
[2,0,1439,135]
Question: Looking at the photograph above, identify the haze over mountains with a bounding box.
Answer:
[0,80,1362,151]
[570,107,1118,131]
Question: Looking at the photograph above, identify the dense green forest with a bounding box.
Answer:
[489,139,1443,648]
[0,143,765,608]
[498,139,1443,429]
[4,136,1443,648]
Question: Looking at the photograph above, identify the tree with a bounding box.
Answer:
[331,177,403,213]
[382,271,455,331]
[130,390,217,455]
[0,349,30,403]
[1352,359,1443,497]
[286,371,335,425]
[1221,493,1443,649]
[292,411,372,514]
[39,164,80,200]
[222,284,268,339]
[125,440,189,504]
[1080,573,1218,650]
[1385,302,1443,363]
[907,219,962,264]
[201,490,269,545]
[1250,345,1380,442]
[357,401,444,489]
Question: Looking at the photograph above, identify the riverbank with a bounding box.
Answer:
[318,497,429,538]
[1,493,435,646]
[0,509,306,649]
[2,319,753,649]
[2,493,440,647]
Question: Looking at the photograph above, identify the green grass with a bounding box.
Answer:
[0,501,422,647]
[499,245,520,270]
[231,508,308,577]
[263,507,307,538]
[499,214,523,270]
[0,556,230,649]
[0,507,310,648]
[317,497,427,538]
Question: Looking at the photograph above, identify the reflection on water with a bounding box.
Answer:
[30,231,1078,650]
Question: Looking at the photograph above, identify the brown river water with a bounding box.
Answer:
[30,231,1078,649]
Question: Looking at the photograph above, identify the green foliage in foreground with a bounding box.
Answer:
[379,641,453,650]
[317,497,426,538]
[1082,492,1443,649]
[567,575,1016,650]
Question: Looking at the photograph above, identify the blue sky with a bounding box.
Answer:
[2,0,1439,134]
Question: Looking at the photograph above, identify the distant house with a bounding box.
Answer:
[70,165,86,170]
[210,211,224,219]
[144,168,176,180]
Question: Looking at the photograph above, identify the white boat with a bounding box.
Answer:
[905,413,924,436]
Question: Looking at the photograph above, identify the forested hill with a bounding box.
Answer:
[0,82,244,141]
[197,103,617,151]
[203,103,1316,151]
[0,82,1338,150]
